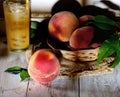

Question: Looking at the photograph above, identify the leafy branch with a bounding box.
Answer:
[88,15,120,68]
[5,66,30,81]
[96,36,120,68]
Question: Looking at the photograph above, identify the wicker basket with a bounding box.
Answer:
[47,39,99,61]
[60,48,99,61]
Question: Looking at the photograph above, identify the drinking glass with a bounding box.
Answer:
[3,0,30,52]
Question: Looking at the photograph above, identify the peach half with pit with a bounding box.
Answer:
[28,49,60,84]
[48,11,79,42]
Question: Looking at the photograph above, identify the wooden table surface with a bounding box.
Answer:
[0,41,120,97]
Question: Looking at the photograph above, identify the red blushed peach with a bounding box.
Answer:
[69,26,94,50]
[28,49,60,84]
[89,42,101,48]
[48,11,79,42]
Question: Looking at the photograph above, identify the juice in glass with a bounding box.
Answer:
[3,0,30,52]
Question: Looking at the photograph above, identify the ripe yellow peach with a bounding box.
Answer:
[48,11,79,42]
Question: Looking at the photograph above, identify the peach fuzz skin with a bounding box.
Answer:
[69,26,94,50]
[28,49,60,84]
[48,11,79,42]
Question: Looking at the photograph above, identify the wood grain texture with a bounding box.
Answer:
[0,42,28,97]
[80,65,120,97]
[27,77,79,97]
[0,42,120,97]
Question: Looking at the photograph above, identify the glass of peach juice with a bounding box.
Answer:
[3,0,30,52]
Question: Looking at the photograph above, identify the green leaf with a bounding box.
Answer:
[96,36,120,68]
[110,51,120,68]
[96,37,116,66]
[20,70,30,81]
[94,15,116,26]
[5,66,22,74]
[92,22,114,30]
[31,21,39,29]
[110,40,120,68]
[5,66,30,81]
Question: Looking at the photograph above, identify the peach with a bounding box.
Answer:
[28,49,60,84]
[48,11,79,42]
[79,15,94,25]
[89,42,101,48]
[69,26,94,50]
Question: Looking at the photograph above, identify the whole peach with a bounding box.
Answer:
[89,42,101,48]
[79,15,94,25]
[48,11,79,42]
[69,26,94,50]
[28,49,60,84]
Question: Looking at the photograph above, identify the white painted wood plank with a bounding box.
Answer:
[27,76,79,97]
[0,43,29,97]
[79,64,120,97]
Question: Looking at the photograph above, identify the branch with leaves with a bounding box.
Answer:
[5,66,30,81]
[87,15,120,68]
